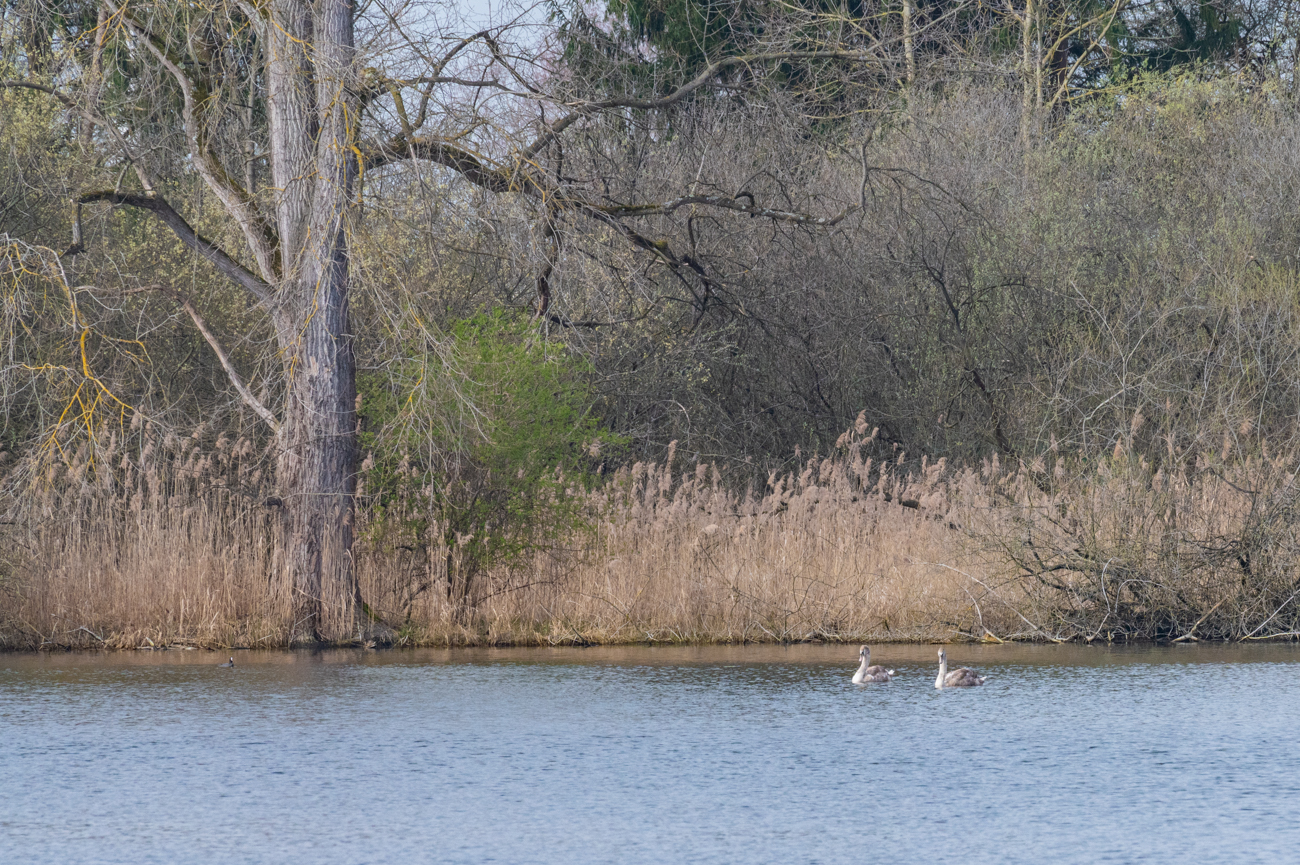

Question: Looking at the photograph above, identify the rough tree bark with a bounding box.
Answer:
[259,0,364,642]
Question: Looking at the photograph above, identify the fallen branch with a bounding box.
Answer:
[1242,587,1300,640]
[1172,598,1225,643]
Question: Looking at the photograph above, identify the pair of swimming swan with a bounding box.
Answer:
[851,645,987,688]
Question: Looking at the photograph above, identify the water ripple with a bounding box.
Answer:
[1,643,1297,864]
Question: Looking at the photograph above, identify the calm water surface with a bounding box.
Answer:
[2,643,1299,863]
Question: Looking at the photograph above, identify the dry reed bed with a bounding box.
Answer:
[965,447,1300,643]
[0,430,290,649]
[386,449,991,646]
[4,424,1300,649]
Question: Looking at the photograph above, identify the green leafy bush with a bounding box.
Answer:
[358,309,623,616]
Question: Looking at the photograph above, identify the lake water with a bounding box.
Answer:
[2,643,1298,863]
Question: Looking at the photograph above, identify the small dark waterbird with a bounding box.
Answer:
[934,649,985,688]
[218,657,235,668]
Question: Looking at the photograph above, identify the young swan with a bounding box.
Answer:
[851,645,896,684]
[934,649,985,688]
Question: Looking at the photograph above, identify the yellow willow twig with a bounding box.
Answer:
[4,240,142,454]
[41,378,88,461]
[78,327,134,414]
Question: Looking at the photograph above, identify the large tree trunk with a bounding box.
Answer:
[268,0,364,643]
[275,275,360,643]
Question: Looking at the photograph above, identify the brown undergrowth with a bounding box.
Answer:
[4,420,1300,650]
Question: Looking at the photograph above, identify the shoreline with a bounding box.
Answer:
[1,630,1271,654]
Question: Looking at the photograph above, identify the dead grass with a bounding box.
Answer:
[4,419,1300,650]
[0,429,291,649]
[378,446,992,646]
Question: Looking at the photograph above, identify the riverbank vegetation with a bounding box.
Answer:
[5,0,1300,648]
[7,408,1300,649]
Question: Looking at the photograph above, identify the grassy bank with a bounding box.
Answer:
[4,423,1299,650]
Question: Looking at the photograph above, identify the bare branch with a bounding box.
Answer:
[1,79,158,193]
[75,191,276,311]
[363,137,528,194]
[104,0,280,283]
[588,194,858,226]
[394,75,515,91]
[522,50,879,160]
[143,285,281,433]
[0,79,67,102]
